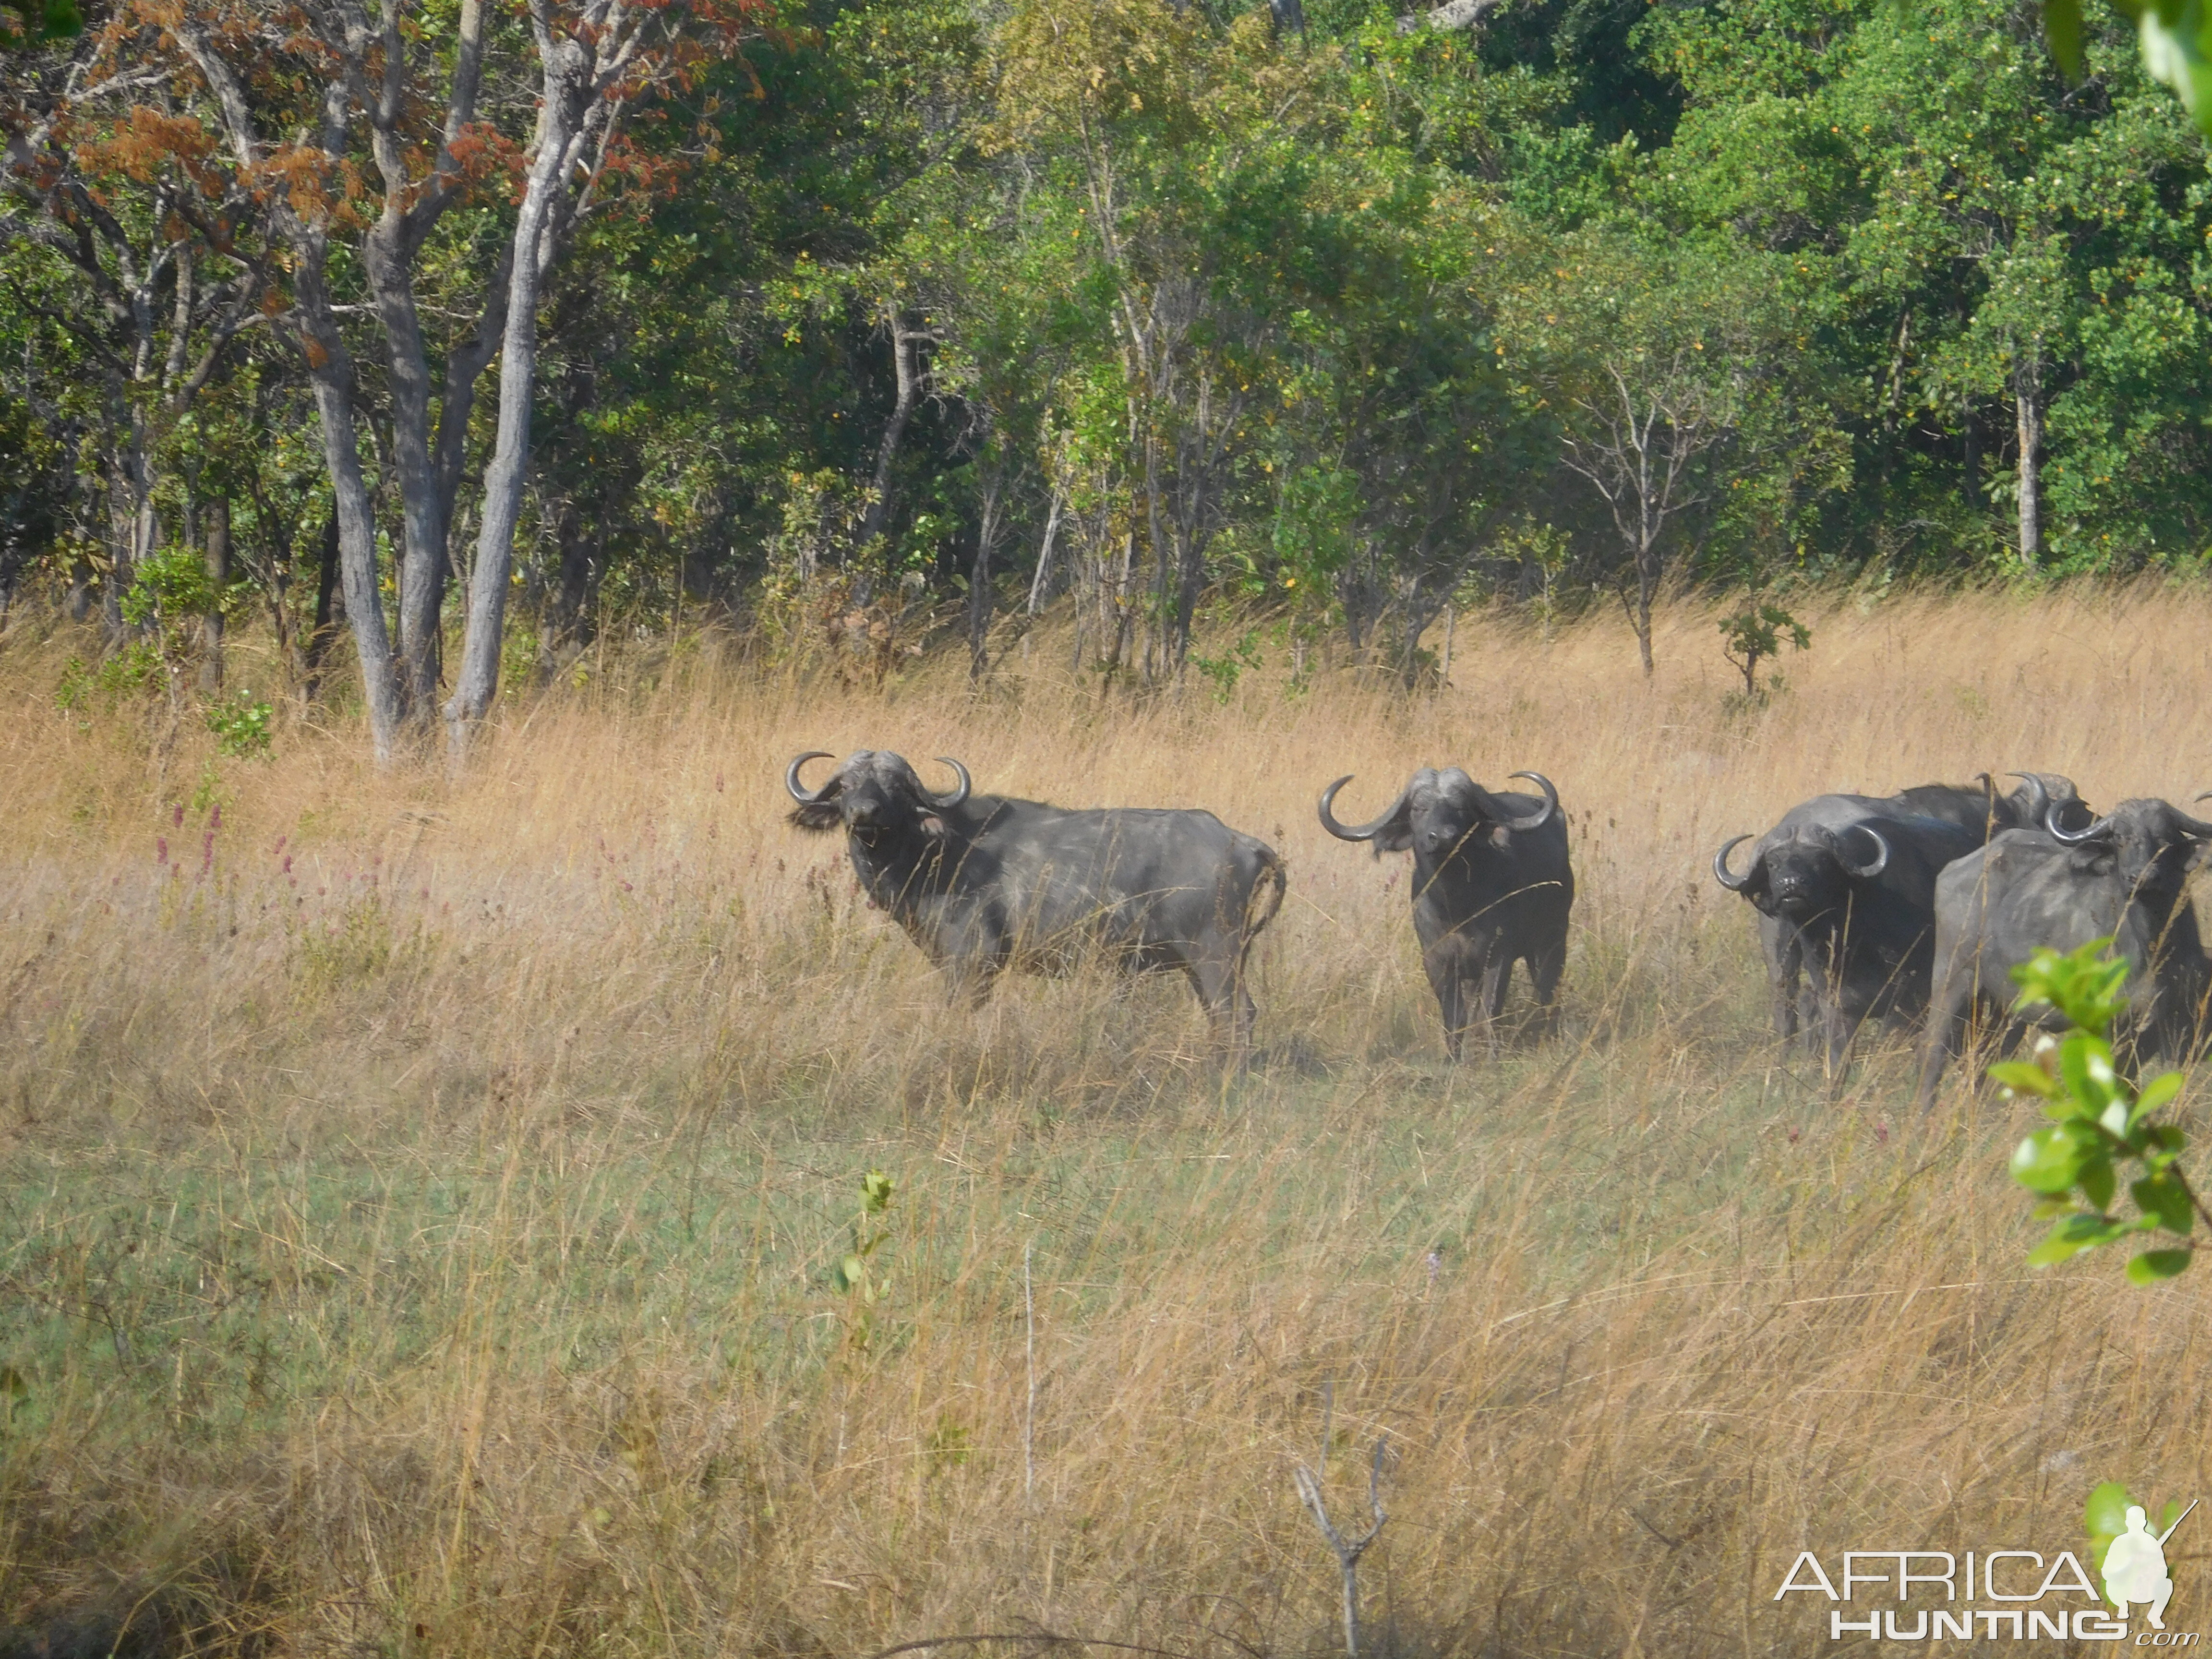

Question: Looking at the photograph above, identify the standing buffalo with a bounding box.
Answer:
[1318,768,1573,1059]
[1914,795,2212,1109]
[785,750,1286,1046]
[1713,774,2087,1074]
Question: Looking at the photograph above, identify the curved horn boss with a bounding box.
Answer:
[1502,771,1560,833]
[1317,776,1407,842]
[1835,823,1890,879]
[786,751,838,805]
[2048,804,2115,845]
[1712,834,1755,892]
[927,757,972,808]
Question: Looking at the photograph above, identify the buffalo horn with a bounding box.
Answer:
[1318,775,1405,842]
[2048,803,2113,845]
[1502,771,1560,832]
[1836,824,1889,879]
[2174,791,2212,837]
[1712,834,1755,892]
[927,757,972,808]
[786,751,838,805]
[2005,771,2050,826]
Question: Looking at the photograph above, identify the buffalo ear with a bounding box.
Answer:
[919,814,949,838]
[787,803,844,833]
[2066,845,2116,876]
[1370,806,1415,856]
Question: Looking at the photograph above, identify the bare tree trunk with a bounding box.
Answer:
[2015,344,2043,566]
[445,45,588,749]
[199,496,229,692]
[1027,487,1064,614]
[365,225,446,724]
[295,238,406,760]
[857,308,925,556]
[1635,536,1658,678]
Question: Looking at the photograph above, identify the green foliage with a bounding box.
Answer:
[1999,941,2205,1283]
[1189,629,1264,702]
[12,0,2212,701]
[831,1168,898,1305]
[120,543,218,633]
[2047,0,2212,135]
[188,762,224,817]
[205,693,274,759]
[54,656,91,714]
[0,0,80,47]
[1718,602,1811,698]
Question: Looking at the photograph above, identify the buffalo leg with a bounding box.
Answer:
[1477,949,1515,1056]
[1186,956,1257,1054]
[1758,912,1803,1045]
[1524,930,1567,1041]
[1425,950,1472,1061]
[1915,979,1972,1112]
[1823,964,1883,1084]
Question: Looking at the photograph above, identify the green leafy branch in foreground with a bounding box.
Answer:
[2000,940,2212,1282]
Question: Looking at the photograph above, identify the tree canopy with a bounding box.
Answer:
[4,0,2208,729]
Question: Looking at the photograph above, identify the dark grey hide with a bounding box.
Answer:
[1714,799,1985,1076]
[1889,772,2092,840]
[1318,768,1572,1059]
[1915,796,2212,1109]
[1713,774,2086,1075]
[786,749,1286,1046]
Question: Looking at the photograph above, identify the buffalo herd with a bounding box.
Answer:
[784,748,2212,1097]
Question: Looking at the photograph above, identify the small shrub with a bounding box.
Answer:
[205,692,274,758]
[1719,600,1811,698]
[298,897,396,990]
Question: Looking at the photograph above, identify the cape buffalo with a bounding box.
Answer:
[1914,795,2212,1110]
[1713,774,2086,1074]
[1317,768,1572,1059]
[785,750,1286,1046]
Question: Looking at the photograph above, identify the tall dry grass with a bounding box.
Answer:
[0,584,2208,1658]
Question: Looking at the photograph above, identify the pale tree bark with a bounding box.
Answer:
[349,0,498,726]
[1395,0,1506,32]
[168,0,537,757]
[447,0,661,749]
[2014,342,2043,566]
[170,26,409,758]
[856,307,930,555]
[1559,357,1730,678]
[1026,486,1064,614]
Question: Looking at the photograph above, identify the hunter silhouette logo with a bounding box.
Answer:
[2090,1482,2196,1630]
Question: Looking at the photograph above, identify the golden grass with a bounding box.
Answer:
[1,583,2208,1657]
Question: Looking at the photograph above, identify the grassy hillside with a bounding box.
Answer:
[1,587,2207,1656]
